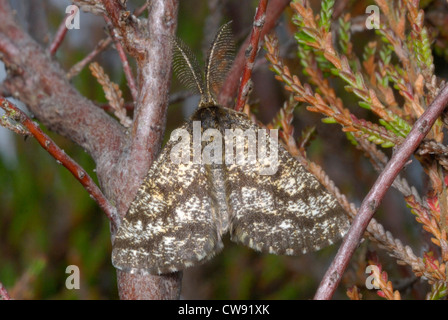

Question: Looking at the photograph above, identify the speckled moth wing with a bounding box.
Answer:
[111,21,350,276]
[111,121,223,275]
[218,108,350,255]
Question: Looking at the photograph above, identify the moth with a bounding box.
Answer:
[112,22,350,275]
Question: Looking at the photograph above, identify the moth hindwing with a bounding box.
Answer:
[112,22,349,275]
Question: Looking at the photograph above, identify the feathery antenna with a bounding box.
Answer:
[172,37,205,98]
[204,21,235,106]
[172,22,235,108]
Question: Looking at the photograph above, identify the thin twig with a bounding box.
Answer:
[49,13,70,56]
[332,0,350,19]
[0,97,118,228]
[0,282,11,300]
[98,90,193,113]
[235,0,268,112]
[218,0,291,108]
[101,0,127,26]
[67,1,150,79]
[67,38,112,79]
[133,1,150,17]
[169,90,194,105]
[103,15,139,102]
[100,0,142,57]
[314,84,448,300]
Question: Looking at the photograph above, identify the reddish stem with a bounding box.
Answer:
[235,0,268,112]
[0,97,118,228]
[100,0,140,56]
[314,84,448,300]
[218,0,291,108]
[103,15,139,102]
[49,13,70,56]
[67,38,112,79]
[101,0,125,24]
[134,2,150,17]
